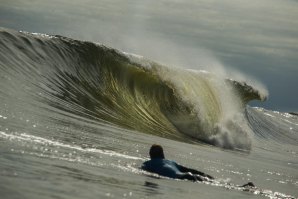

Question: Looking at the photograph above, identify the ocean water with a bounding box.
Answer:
[0,28,297,199]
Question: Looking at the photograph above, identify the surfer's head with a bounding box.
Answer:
[149,144,165,159]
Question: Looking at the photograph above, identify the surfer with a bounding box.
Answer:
[141,144,214,182]
[142,144,255,187]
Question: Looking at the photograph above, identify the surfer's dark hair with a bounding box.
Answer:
[149,144,165,159]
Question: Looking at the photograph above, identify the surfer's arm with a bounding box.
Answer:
[176,164,214,179]
[177,164,204,175]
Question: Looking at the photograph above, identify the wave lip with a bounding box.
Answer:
[227,79,268,103]
[0,27,267,150]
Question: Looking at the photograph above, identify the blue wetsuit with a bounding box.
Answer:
[142,158,214,181]
[142,158,184,179]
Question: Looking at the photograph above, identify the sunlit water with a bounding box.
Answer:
[1,109,297,199]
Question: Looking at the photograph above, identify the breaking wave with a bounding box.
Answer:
[0,28,269,150]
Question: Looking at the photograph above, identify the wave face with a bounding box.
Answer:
[0,28,268,150]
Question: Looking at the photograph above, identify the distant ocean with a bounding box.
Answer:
[0,28,297,199]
